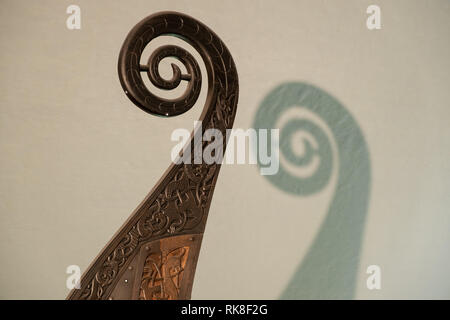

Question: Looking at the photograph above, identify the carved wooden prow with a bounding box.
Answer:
[67,11,239,300]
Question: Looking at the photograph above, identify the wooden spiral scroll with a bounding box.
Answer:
[67,11,239,300]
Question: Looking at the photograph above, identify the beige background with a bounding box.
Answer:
[0,0,449,299]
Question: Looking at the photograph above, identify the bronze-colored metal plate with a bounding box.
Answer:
[107,234,202,300]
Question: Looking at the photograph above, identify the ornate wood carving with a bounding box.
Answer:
[67,11,238,300]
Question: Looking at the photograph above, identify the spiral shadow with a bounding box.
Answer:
[254,82,371,299]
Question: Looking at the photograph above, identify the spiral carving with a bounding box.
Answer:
[68,12,238,300]
[117,12,236,118]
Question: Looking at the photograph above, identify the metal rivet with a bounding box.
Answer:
[124,279,128,283]
[128,266,133,270]
[108,297,113,300]
[145,246,150,251]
